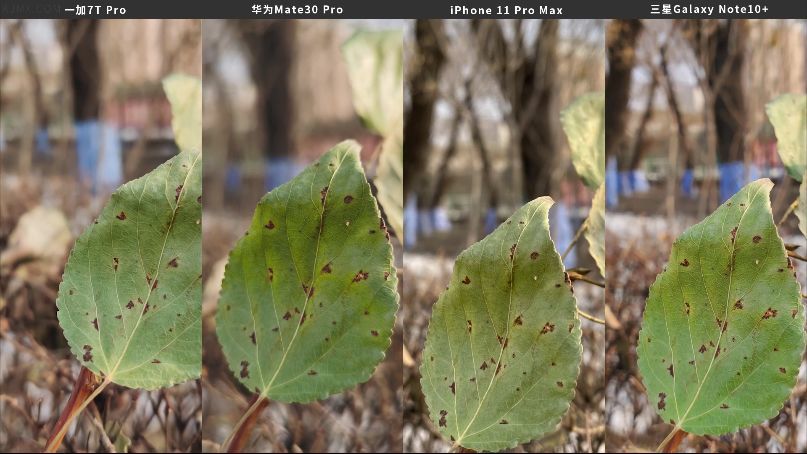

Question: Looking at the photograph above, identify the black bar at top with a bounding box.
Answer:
[2,0,806,19]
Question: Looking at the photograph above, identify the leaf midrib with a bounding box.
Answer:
[455,201,545,443]
[105,152,200,381]
[671,183,764,429]
[258,151,349,395]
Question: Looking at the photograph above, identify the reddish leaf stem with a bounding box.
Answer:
[225,393,269,453]
[44,366,107,452]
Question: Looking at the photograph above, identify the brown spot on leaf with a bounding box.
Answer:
[265,220,275,229]
[151,359,161,364]
[82,345,93,362]
[91,318,98,331]
[530,251,539,260]
[462,276,471,285]
[499,419,508,424]
[267,267,274,282]
[439,410,447,427]
[151,279,158,290]
[688,360,695,365]
[344,195,353,204]
[240,361,249,378]
[685,302,690,315]
[250,332,256,345]
[308,370,318,376]
[509,244,517,261]
[353,270,369,282]
[762,307,778,319]
[283,311,292,321]
[467,320,472,333]
[667,364,674,377]
[734,300,743,310]
[384,271,390,281]
[113,257,119,271]
[513,315,523,326]
[779,367,786,374]
[126,300,134,309]
[321,263,332,274]
[320,186,329,204]
[658,392,667,410]
[730,226,738,242]
[540,322,555,335]
[371,330,379,337]
[753,235,762,243]
[116,211,126,220]
[720,403,729,409]
[556,381,563,388]
[792,309,798,318]
[699,344,707,354]
[168,257,179,268]
[680,258,689,267]
[115,314,122,320]
[480,361,488,371]
[175,185,183,202]
[449,382,455,394]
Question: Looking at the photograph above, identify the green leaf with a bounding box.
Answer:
[163,74,202,155]
[420,198,581,451]
[766,94,806,182]
[56,150,202,389]
[375,130,404,239]
[799,174,807,238]
[216,141,398,403]
[342,30,404,237]
[561,92,605,189]
[637,179,805,436]
[584,184,605,276]
[341,30,403,137]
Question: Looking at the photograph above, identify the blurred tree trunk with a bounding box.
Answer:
[628,68,658,171]
[67,20,100,122]
[9,20,48,176]
[605,20,643,171]
[202,54,235,211]
[471,19,561,201]
[237,20,296,158]
[683,19,748,210]
[708,21,748,164]
[659,44,694,170]
[404,19,446,199]
[464,88,499,208]
[428,108,461,210]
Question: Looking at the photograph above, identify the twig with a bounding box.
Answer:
[577,309,605,325]
[787,250,807,262]
[778,198,799,226]
[760,423,787,448]
[88,404,116,453]
[568,271,605,288]
[562,223,588,261]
